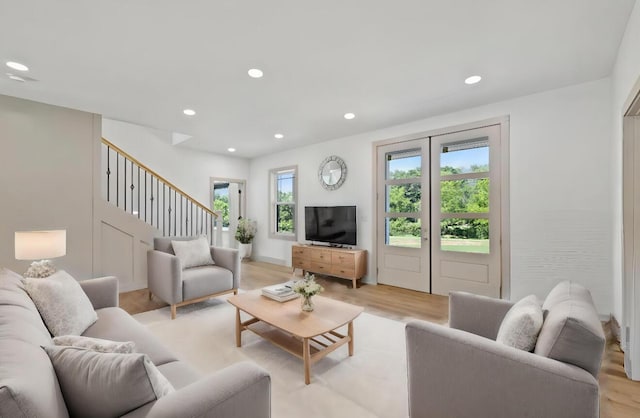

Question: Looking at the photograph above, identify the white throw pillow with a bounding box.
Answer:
[43,345,174,418]
[496,294,543,351]
[53,335,136,354]
[23,270,98,336]
[171,236,214,269]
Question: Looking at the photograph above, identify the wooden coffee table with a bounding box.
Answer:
[228,291,364,384]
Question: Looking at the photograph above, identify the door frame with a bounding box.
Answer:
[371,116,511,298]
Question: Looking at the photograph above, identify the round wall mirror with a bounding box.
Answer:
[318,155,347,190]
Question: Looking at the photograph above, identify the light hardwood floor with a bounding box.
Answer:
[120,260,640,418]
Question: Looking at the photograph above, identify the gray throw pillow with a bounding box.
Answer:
[24,270,98,336]
[171,236,215,269]
[43,345,174,418]
[53,335,136,354]
[496,295,543,351]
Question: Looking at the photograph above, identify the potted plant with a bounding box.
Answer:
[235,218,257,259]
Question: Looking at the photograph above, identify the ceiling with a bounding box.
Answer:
[0,0,636,158]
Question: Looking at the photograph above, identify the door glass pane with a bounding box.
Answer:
[387,149,421,180]
[440,218,489,253]
[386,217,422,248]
[441,139,489,175]
[441,178,489,213]
[213,183,230,228]
[387,184,421,213]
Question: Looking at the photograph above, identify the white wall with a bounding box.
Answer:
[612,0,640,324]
[249,78,614,314]
[102,119,250,209]
[0,94,99,279]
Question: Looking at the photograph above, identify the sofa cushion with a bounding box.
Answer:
[82,307,178,366]
[171,236,214,269]
[157,360,202,390]
[24,270,98,336]
[53,335,136,354]
[496,295,543,351]
[0,268,68,418]
[154,236,197,255]
[182,265,233,301]
[542,280,596,312]
[534,298,605,377]
[43,345,174,418]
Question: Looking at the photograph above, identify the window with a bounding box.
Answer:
[270,166,297,240]
[212,181,230,229]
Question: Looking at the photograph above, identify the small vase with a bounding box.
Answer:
[301,295,314,312]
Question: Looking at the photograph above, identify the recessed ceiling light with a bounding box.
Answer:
[248,68,263,78]
[6,61,29,72]
[344,113,356,120]
[274,133,284,139]
[183,109,196,116]
[464,75,482,85]
[7,74,25,82]
[228,148,236,153]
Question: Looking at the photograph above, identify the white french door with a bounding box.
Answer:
[430,126,501,297]
[376,124,502,296]
[376,139,430,292]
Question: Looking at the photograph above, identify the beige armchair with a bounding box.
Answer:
[147,237,240,319]
[405,282,605,418]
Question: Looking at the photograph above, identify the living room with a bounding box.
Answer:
[2,1,640,417]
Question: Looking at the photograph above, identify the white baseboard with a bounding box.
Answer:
[252,255,288,266]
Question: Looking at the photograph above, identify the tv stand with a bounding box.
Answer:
[291,244,367,289]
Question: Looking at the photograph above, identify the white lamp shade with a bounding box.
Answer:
[15,230,67,260]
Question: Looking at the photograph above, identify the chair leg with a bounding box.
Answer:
[233,289,238,295]
[171,305,177,320]
[148,291,153,300]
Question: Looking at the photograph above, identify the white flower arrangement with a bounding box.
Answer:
[235,218,257,244]
[292,273,324,298]
[24,260,57,278]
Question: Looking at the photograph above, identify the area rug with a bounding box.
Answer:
[134,296,409,418]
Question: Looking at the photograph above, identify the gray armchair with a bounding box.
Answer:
[406,282,605,418]
[147,237,241,319]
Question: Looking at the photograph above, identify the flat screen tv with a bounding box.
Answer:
[305,206,357,246]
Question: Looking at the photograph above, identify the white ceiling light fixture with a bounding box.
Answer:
[248,68,263,78]
[7,74,25,82]
[344,112,356,120]
[228,147,236,152]
[464,75,482,85]
[183,109,196,116]
[6,61,29,72]
[274,133,284,139]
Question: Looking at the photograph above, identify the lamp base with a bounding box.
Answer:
[24,259,57,278]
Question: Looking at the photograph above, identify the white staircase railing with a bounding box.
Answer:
[101,137,220,245]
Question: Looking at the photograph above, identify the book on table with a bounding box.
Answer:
[262,281,299,302]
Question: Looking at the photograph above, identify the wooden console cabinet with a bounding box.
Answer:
[291,244,367,289]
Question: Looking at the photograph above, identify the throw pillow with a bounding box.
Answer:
[43,345,174,418]
[53,335,136,354]
[23,270,98,336]
[171,236,214,269]
[496,294,543,351]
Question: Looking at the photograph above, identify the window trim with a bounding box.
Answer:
[269,165,298,241]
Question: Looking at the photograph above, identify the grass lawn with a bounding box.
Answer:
[389,235,489,253]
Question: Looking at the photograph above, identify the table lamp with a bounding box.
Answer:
[15,230,67,278]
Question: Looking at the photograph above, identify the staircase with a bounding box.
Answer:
[100,137,221,245]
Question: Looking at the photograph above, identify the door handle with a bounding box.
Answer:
[422,228,429,241]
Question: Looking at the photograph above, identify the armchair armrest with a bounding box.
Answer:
[144,362,270,418]
[79,276,118,309]
[449,291,514,339]
[211,247,241,289]
[405,320,599,418]
[147,250,183,304]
